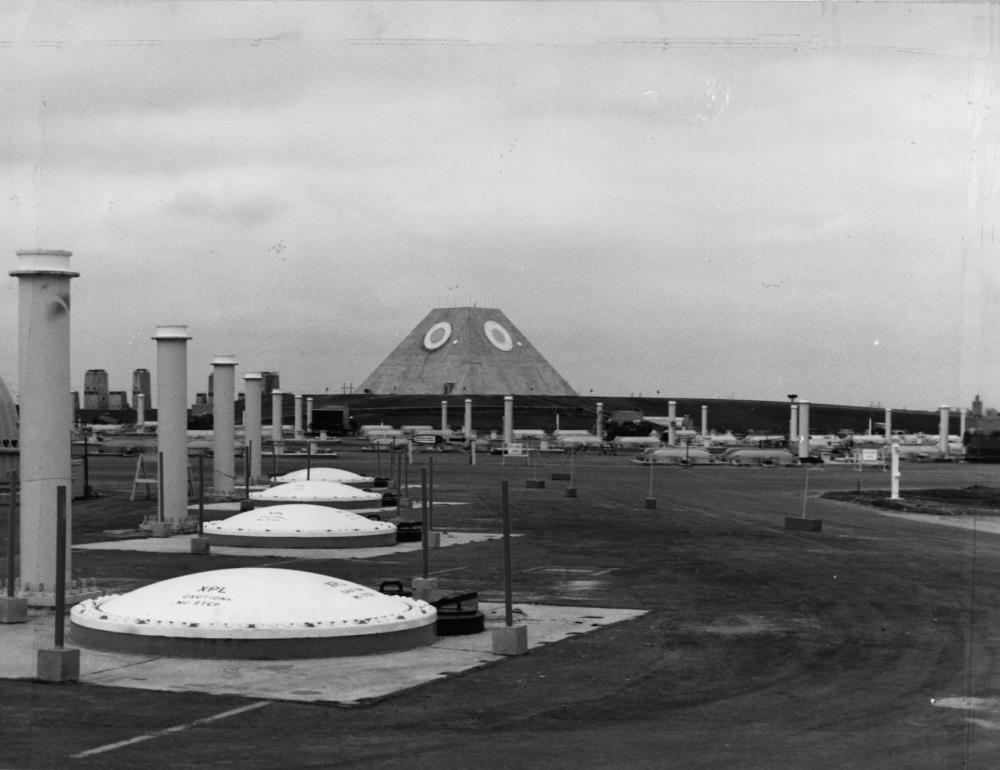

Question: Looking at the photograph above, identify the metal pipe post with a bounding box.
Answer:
[6,471,16,597]
[54,486,67,648]
[420,468,429,579]
[501,480,513,627]
[198,453,205,535]
[428,455,434,531]
[244,441,251,497]
[82,435,92,498]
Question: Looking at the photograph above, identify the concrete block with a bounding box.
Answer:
[785,516,822,532]
[0,596,28,624]
[425,531,442,548]
[492,624,528,655]
[37,647,80,683]
[525,479,545,489]
[644,497,658,509]
[150,522,172,538]
[411,577,440,601]
[190,535,211,554]
[551,472,571,481]
[565,487,578,498]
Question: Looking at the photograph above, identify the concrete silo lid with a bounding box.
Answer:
[70,568,435,639]
[204,504,395,538]
[250,480,383,504]
[272,468,375,485]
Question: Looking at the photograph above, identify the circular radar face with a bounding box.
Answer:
[423,321,452,350]
[483,320,514,351]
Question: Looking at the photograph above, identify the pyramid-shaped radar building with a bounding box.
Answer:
[358,307,577,396]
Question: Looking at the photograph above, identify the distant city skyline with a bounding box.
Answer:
[1,3,996,411]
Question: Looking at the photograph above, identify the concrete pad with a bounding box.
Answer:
[74,530,511,560]
[0,603,645,705]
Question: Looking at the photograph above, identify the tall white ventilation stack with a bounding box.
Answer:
[154,325,191,524]
[938,406,949,456]
[211,355,238,496]
[797,401,811,461]
[243,373,262,482]
[11,250,78,601]
[271,390,283,444]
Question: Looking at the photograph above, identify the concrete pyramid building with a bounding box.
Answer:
[359,307,577,396]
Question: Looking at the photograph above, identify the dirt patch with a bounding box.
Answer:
[822,485,1000,517]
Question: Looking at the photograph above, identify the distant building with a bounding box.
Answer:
[0,374,17,477]
[358,307,577,396]
[261,372,280,398]
[83,369,109,410]
[132,368,151,409]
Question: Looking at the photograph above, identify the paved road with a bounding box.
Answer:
[4,452,1000,768]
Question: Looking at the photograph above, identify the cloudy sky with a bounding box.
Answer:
[1,1,996,411]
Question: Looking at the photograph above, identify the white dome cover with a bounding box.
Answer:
[272,468,374,485]
[71,568,435,639]
[250,480,383,504]
[204,504,395,538]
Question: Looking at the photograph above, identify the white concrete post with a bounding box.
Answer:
[960,408,967,440]
[884,408,892,443]
[668,400,677,446]
[211,355,237,496]
[701,405,708,441]
[154,325,191,524]
[595,402,604,438]
[789,403,799,451]
[136,392,146,427]
[306,397,314,434]
[293,394,303,439]
[503,396,514,447]
[11,249,78,597]
[939,405,949,455]
[890,443,901,500]
[797,401,811,461]
[464,398,473,439]
[271,390,283,444]
[441,400,448,433]
[243,373,262,483]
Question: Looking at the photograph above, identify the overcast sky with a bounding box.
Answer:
[1,1,996,411]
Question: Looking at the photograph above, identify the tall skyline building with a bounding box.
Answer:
[261,371,280,398]
[83,369,109,410]
[131,368,151,410]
